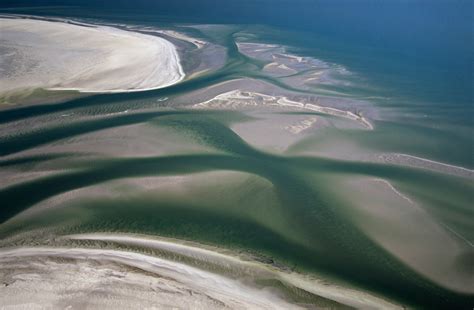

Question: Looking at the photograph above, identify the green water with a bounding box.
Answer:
[0,11,472,308]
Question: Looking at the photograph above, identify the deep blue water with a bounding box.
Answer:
[2,0,471,103]
[2,0,471,98]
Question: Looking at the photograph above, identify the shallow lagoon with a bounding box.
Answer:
[0,5,472,309]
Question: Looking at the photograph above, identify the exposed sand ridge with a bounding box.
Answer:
[194,90,373,129]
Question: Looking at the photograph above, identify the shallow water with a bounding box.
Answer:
[0,4,472,309]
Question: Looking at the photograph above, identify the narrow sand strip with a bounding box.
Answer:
[0,17,184,94]
[380,153,474,178]
[194,90,373,129]
[395,153,473,175]
[0,247,300,310]
[64,233,402,309]
[372,178,414,205]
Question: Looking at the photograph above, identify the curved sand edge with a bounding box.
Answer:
[0,17,185,94]
[0,233,402,309]
[0,247,299,310]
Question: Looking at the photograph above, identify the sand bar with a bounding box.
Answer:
[0,17,184,94]
[63,233,402,309]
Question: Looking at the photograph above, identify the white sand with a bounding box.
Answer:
[0,247,300,310]
[0,238,402,309]
[65,234,402,309]
[194,90,373,129]
[381,153,474,178]
[284,117,318,134]
[0,17,185,94]
[145,28,207,48]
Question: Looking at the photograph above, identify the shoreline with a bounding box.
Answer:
[0,16,185,96]
[0,233,403,309]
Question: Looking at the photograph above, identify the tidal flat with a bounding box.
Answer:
[0,11,472,309]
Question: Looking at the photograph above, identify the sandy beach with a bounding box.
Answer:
[0,234,402,309]
[0,247,299,310]
[0,17,184,95]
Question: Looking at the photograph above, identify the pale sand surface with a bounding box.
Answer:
[0,17,184,95]
[0,247,300,310]
[67,233,402,309]
[0,238,402,309]
[334,175,474,294]
[229,112,328,152]
[144,29,207,48]
[194,89,373,129]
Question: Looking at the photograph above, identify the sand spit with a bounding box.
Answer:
[194,90,373,129]
[61,233,402,309]
[280,98,374,129]
[0,17,184,95]
[379,153,474,178]
[143,28,207,48]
